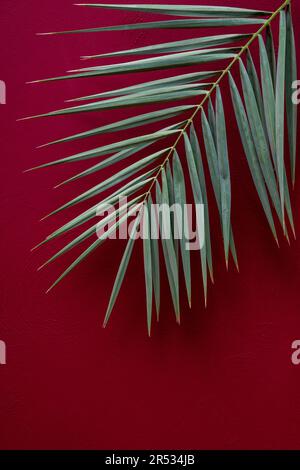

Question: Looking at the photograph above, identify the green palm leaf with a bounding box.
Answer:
[173,151,192,307]
[215,86,231,266]
[104,211,142,327]
[39,18,265,37]
[39,105,195,147]
[143,201,153,336]
[156,176,180,321]
[229,72,278,243]
[276,11,287,225]
[75,4,270,18]
[184,133,207,304]
[69,72,218,101]
[259,34,295,237]
[286,4,298,185]
[266,25,277,87]
[239,60,284,228]
[83,34,248,59]
[25,0,298,333]
[189,123,213,282]
[148,195,160,320]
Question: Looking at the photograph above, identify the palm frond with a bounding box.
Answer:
[38,18,266,37]
[74,4,271,18]
[82,34,250,59]
[25,1,298,333]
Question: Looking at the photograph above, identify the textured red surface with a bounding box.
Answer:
[1,0,300,450]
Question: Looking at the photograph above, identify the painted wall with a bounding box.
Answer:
[0,0,300,449]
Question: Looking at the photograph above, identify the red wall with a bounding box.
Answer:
[1,0,300,450]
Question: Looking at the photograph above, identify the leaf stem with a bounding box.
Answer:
[143,0,291,201]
